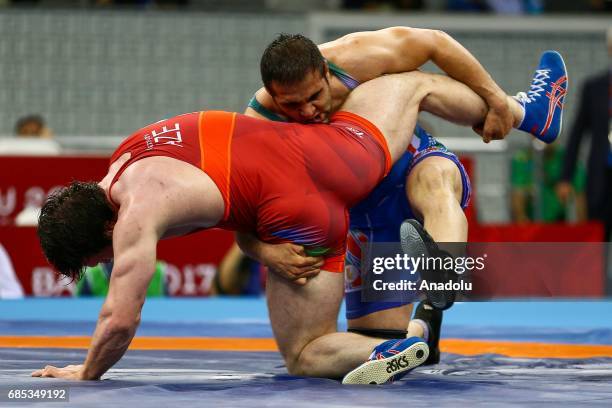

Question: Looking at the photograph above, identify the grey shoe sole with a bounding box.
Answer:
[399,219,455,311]
[342,340,429,385]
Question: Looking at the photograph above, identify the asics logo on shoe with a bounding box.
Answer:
[386,355,411,373]
[541,75,567,137]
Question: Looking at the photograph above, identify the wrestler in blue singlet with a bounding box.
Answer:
[248,60,472,319]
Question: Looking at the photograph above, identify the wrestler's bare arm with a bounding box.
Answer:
[322,27,512,140]
[80,212,159,380]
[246,27,512,140]
[34,158,225,380]
[235,232,322,284]
[33,204,161,381]
[322,28,503,105]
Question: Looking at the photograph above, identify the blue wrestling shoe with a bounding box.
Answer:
[516,50,568,144]
[342,337,429,385]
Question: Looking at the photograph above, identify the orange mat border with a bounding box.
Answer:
[1,336,611,358]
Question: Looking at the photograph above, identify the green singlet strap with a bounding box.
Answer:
[247,96,288,122]
[326,60,360,90]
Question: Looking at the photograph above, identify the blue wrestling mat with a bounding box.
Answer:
[1,298,611,407]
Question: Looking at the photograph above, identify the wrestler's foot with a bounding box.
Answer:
[515,50,568,144]
[342,337,429,385]
[412,302,442,365]
[399,219,456,311]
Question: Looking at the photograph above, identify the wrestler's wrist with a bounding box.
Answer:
[255,242,274,266]
[483,90,508,110]
[80,366,99,381]
[238,235,267,264]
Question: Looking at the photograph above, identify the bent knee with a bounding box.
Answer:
[379,71,437,100]
[416,163,458,194]
[408,159,463,206]
[285,350,319,377]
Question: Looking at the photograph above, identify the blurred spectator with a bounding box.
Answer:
[213,243,265,296]
[511,141,587,224]
[558,28,612,240]
[342,0,423,10]
[8,115,59,225]
[10,114,57,225]
[485,0,525,14]
[589,0,612,12]
[14,114,53,139]
[447,0,543,13]
[75,261,168,297]
[94,0,187,7]
[486,0,542,14]
[447,0,487,11]
[0,243,24,299]
[545,0,612,12]
[10,0,41,5]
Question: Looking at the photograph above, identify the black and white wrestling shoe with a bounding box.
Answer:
[412,301,442,365]
[399,219,456,311]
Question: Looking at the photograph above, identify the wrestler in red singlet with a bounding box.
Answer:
[109,111,391,272]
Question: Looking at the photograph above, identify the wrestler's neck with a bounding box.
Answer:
[320,48,361,111]
[329,75,351,112]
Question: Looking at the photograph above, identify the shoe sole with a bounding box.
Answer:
[399,219,429,259]
[399,220,455,310]
[342,341,429,385]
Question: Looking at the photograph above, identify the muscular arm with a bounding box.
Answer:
[32,213,159,381]
[80,216,159,380]
[325,27,506,110]
[235,231,323,285]
[249,28,511,139]
[325,27,513,140]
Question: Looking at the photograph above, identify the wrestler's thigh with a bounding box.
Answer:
[340,72,432,161]
[266,270,344,362]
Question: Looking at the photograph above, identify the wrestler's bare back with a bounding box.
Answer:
[99,153,225,239]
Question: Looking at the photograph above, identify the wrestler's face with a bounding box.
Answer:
[269,68,333,124]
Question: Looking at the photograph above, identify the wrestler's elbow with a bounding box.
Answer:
[102,294,142,330]
[107,299,142,331]
[107,316,140,335]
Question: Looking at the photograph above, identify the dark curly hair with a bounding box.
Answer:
[260,33,327,94]
[38,181,116,280]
